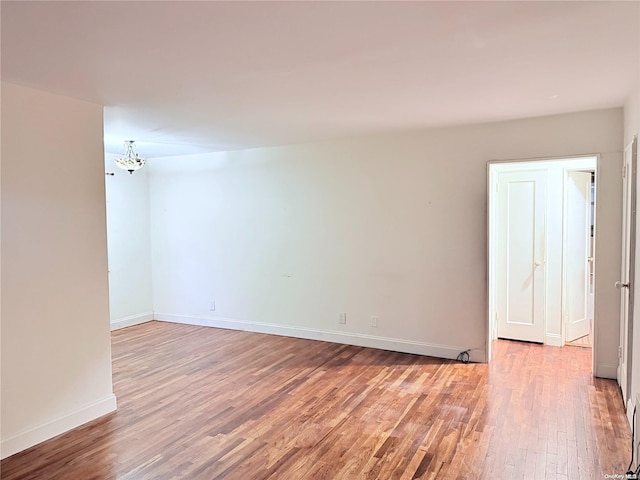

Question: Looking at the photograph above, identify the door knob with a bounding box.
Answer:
[615,281,630,289]
[534,261,542,267]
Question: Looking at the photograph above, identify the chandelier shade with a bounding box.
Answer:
[114,140,146,174]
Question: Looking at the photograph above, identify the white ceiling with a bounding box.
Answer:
[2,1,639,157]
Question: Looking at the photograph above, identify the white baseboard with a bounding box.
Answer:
[154,313,486,363]
[595,363,618,379]
[1,393,117,460]
[110,312,154,331]
[545,334,563,347]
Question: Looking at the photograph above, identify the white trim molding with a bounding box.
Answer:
[0,394,117,460]
[595,363,618,379]
[154,313,487,363]
[544,334,564,347]
[110,312,154,331]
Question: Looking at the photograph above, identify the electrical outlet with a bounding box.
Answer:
[209,300,216,311]
[338,312,346,324]
[371,316,378,328]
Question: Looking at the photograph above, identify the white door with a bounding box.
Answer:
[619,136,637,405]
[496,170,546,343]
[565,171,592,342]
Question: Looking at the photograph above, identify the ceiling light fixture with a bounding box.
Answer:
[114,140,146,174]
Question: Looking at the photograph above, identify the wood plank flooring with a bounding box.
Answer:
[1,321,631,479]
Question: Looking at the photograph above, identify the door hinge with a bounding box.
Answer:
[619,345,624,359]
[623,164,627,179]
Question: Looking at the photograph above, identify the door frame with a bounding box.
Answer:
[487,155,599,376]
[619,135,637,411]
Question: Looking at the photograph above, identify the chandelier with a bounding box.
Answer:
[114,140,146,174]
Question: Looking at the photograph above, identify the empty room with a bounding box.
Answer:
[1,1,639,479]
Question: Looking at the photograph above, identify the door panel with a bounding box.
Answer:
[565,171,591,342]
[497,170,546,343]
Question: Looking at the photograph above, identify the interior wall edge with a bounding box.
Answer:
[0,394,117,461]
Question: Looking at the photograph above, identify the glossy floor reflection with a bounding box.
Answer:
[1,322,630,479]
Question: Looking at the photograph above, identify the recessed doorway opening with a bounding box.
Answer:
[487,156,598,371]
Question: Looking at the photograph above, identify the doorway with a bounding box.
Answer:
[563,170,595,347]
[487,156,598,363]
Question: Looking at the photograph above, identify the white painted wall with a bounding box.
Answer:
[594,150,624,378]
[625,86,639,147]
[0,83,116,458]
[149,108,623,375]
[104,153,154,330]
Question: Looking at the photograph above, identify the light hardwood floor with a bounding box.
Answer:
[1,321,631,479]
